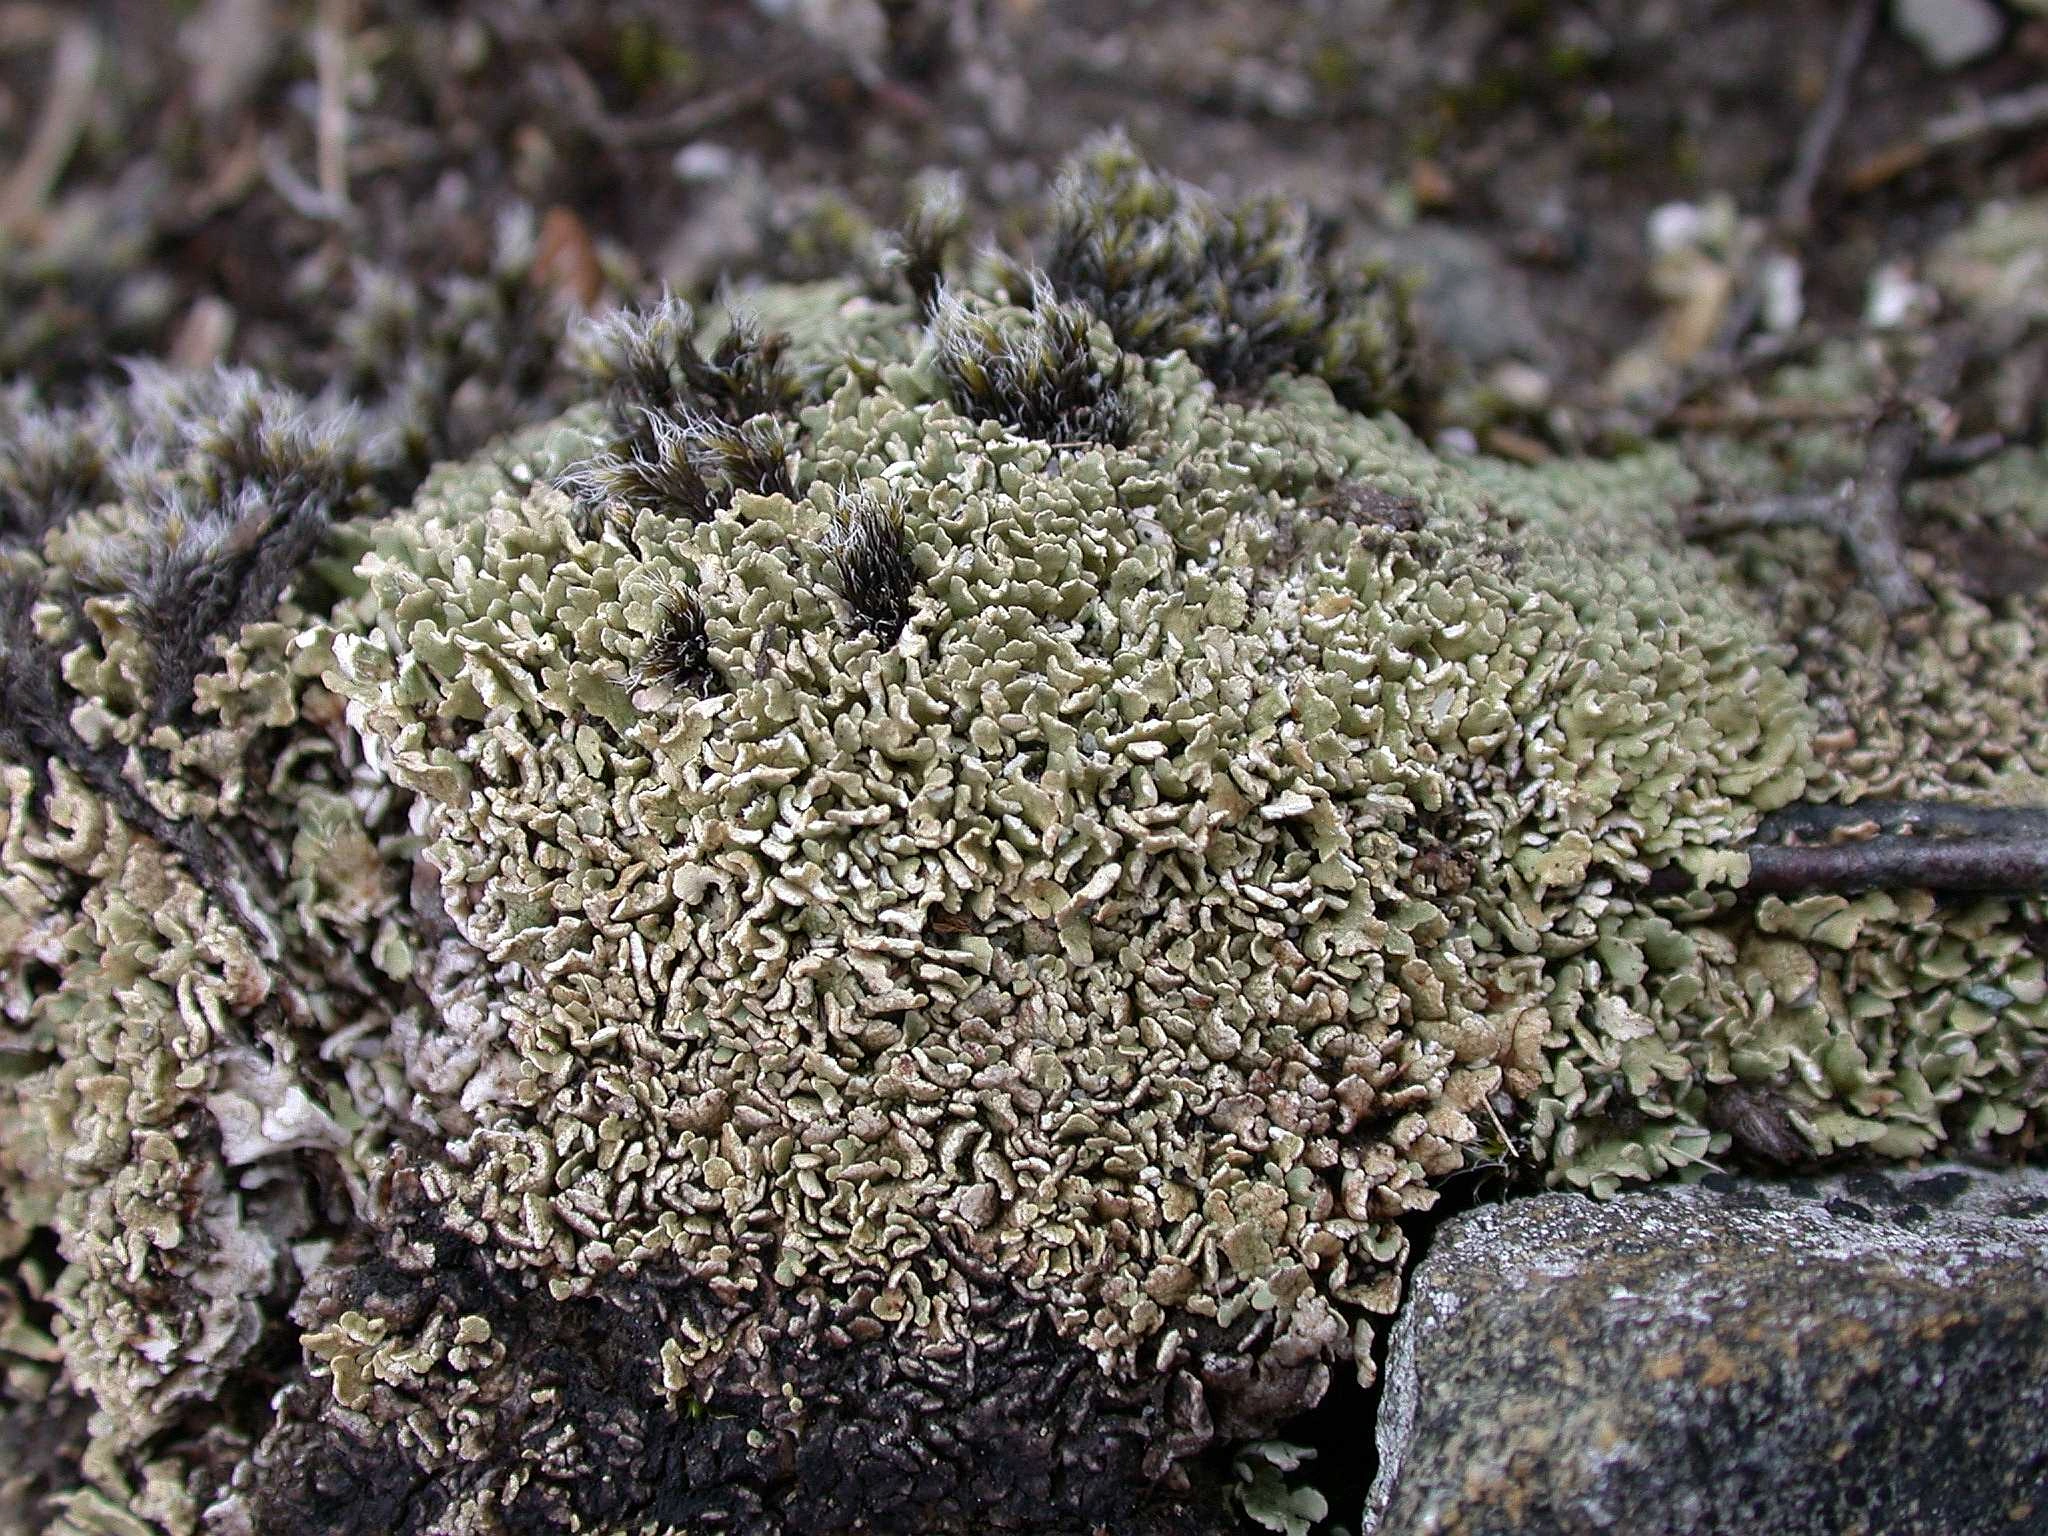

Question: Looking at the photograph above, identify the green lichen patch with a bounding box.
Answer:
[293,266,1816,1520]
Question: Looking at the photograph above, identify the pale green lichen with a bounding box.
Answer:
[269,277,1829,1527]
[1531,341,2048,1199]
[0,146,2041,1536]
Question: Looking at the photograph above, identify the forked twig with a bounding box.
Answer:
[1648,801,2048,897]
[1686,324,1975,613]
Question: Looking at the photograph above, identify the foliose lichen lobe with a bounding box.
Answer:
[0,145,2042,1536]
[1535,343,2048,1197]
[287,263,1818,1520]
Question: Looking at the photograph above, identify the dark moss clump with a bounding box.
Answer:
[889,176,970,316]
[0,386,115,542]
[0,365,386,958]
[1022,133,1422,415]
[573,293,804,432]
[823,487,918,642]
[930,278,1132,446]
[333,210,578,475]
[678,411,797,498]
[77,368,379,727]
[638,588,719,696]
[569,406,717,520]
[567,296,803,520]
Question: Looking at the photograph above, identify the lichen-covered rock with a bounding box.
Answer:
[1365,1166,2048,1536]
[0,143,2042,1534]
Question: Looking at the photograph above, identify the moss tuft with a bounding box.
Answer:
[929,277,1132,445]
[1020,131,1423,413]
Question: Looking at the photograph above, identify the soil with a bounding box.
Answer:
[5,0,2045,418]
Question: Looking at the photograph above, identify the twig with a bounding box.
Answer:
[553,48,792,150]
[1684,492,1842,537]
[1758,801,2048,843]
[1776,0,1880,235]
[1924,82,2048,150]
[259,137,350,224]
[1646,325,1840,428]
[1845,83,2048,194]
[0,17,99,235]
[1668,397,1872,430]
[1744,836,2048,894]
[1688,324,1975,613]
[313,0,355,211]
[1915,432,2007,477]
[1701,0,1880,361]
[1480,426,1553,464]
[1646,801,2048,897]
[0,7,63,51]
[1839,325,1971,610]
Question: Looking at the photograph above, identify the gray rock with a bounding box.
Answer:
[1366,225,1558,372]
[1891,0,2005,70]
[1366,1167,2048,1536]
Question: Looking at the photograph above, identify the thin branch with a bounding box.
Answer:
[1846,83,2048,193]
[313,0,355,211]
[551,48,793,150]
[1648,324,1845,429]
[260,136,350,223]
[0,17,99,235]
[1684,491,1842,536]
[1646,800,2048,897]
[1924,82,2048,151]
[1667,397,1871,430]
[1759,801,2048,842]
[1700,0,1879,359]
[1687,324,1976,613]
[1776,0,1880,234]
[1745,836,2048,895]
[1842,325,1970,611]
[1916,432,2008,477]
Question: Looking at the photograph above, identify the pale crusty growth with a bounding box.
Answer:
[0,370,426,1535]
[1511,365,2048,1196]
[279,311,1821,1526]
[1698,445,2048,1173]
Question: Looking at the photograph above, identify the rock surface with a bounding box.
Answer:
[1366,1166,2048,1536]
[1891,0,2006,69]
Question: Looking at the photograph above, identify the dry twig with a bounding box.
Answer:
[1637,1,1878,431]
[550,48,795,151]
[0,17,99,235]
[1759,802,2048,843]
[1745,834,2048,895]
[1686,324,1976,614]
[1649,801,2048,897]
[1709,0,1880,361]
[313,0,355,210]
[1667,397,1871,430]
[1775,0,1880,235]
[1845,83,2048,194]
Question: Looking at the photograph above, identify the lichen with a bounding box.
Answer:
[0,145,2041,1535]
[1525,345,2048,1198]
